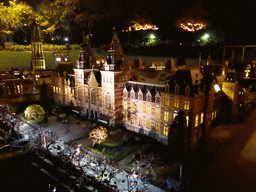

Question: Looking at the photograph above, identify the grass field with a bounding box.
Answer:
[0,50,80,70]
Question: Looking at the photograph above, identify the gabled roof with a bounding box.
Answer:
[125,82,165,101]
[54,64,74,77]
[167,69,195,96]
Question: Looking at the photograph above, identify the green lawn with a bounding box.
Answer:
[0,50,80,70]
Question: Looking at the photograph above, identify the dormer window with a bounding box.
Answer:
[175,84,179,94]
[123,90,128,97]
[165,84,169,93]
[138,88,143,100]
[130,88,135,99]
[185,85,190,96]
[146,91,151,102]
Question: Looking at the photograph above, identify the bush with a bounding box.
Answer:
[0,46,3,51]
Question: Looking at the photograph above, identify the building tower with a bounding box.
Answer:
[101,30,129,126]
[31,23,45,71]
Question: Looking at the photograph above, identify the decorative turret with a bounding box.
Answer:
[105,29,126,71]
[76,33,96,69]
[31,22,45,71]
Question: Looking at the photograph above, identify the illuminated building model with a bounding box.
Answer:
[52,32,233,150]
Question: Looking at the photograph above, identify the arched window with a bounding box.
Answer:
[78,87,82,101]
[91,89,96,105]
[131,103,135,112]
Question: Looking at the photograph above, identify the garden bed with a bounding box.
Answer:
[75,130,147,161]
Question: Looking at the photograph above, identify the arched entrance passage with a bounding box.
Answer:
[95,111,98,120]
[91,110,94,119]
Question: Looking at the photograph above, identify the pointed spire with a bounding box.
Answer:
[31,22,42,42]
[76,32,96,69]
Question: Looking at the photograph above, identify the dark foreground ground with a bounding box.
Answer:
[0,153,69,192]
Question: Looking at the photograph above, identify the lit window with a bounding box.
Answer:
[174,98,179,108]
[123,100,127,110]
[212,112,214,120]
[173,111,178,120]
[59,87,61,93]
[65,88,67,94]
[164,97,169,106]
[147,105,151,115]
[184,101,190,110]
[124,114,128,121]
[138,92,143,100]
[131,116,135,124]
[155,107,160,119]
[200,112,204,123]
[147,120,151,129]
[131,103,135,112]
[155,122,160,131]
[186,116,189,126]
[195,114,199,127]
[17,85,20,93]
[53,86,55,92]
[138,103,143,113]
[155,96,160,103]
[164,111,169,121]
[214,110,217,118]
[163,124,168,136]
[138,117,142,126]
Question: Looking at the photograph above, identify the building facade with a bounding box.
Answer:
[52,32,219,149]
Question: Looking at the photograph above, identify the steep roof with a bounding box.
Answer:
[54,64,74,77]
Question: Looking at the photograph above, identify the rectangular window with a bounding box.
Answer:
[155,108,160,119]
[173,111,178,120]
[212,112,214,120]
[186,116,189,126]
[131,103,135,112]
[163,124,168,136]
[164,97,169,106]
[184,101,190,110]
[138,104,143,113]
[200,112,204,123]
[124,114,128,121]
[59,87,61,93]
[138,117,142,126]
[147,105,151,115]
[147,120,151,129]
[53,86,55,93]
[174,98,179,108]
[164,111,169,121]
[214,111,217,118]
[138,93,143,100]
[131,116,135,124]
[123,101,127,110]
[155,122,160,131]
[195,114,199,127]
[65,88,67,94]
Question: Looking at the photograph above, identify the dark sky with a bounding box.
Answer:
[24,0,255,44]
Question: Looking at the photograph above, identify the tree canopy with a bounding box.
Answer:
[0,0,33,38]
[24,104,45,122]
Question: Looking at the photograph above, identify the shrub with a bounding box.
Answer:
[0,45,3,51]
[24,104,45,123]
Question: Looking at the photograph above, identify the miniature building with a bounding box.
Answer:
[31,22,46,71]
[52,31,220,150]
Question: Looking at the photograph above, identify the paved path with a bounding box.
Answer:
[42,116,95,143]
[196,108,256,192]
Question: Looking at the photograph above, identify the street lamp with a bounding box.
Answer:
[202,33,209,40]
[64,37,69,42]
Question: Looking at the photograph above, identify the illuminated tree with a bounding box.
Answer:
[24,104,45,122]
[28,129,58,152]
[89,126,108,147]
[0,0,33,41]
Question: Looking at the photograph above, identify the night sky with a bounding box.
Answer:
[23,0,255,44]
